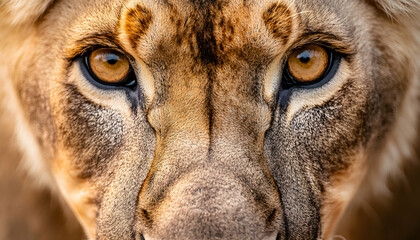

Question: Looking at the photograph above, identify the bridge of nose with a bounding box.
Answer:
[135,62,281,238]
[132,1,283,237]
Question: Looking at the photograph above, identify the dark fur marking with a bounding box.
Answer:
[195,9,218,65]
[263,3,292,45]
[122,4,153,50]
[139,209,153,228]
[127,84,145,114]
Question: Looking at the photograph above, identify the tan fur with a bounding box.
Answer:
[0,0,419,239]
[321,150,368,238]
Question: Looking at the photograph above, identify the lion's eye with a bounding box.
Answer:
[83,48,136,87]
[282,44,340,89]
[288,45,328,82]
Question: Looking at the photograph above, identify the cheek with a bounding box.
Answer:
[288,80,369,175]
[54,83,125,178]
[50,84,127,238]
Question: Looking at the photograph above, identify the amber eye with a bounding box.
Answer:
[281,44,340,90]
[83,48,136,87]
[287,44,329,83]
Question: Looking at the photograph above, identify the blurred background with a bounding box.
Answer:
[336,145,420,240]
[0,90,419,239]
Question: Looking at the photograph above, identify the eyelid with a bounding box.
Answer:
[286,32,355,57]
[64,34,123,62]
[278,32,352,88]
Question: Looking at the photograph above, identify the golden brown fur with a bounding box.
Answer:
[0,0,419,239]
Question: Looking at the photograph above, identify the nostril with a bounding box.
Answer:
[138,233,145,240]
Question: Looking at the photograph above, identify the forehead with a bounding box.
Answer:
[56,0,356,61]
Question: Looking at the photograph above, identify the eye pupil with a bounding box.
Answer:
[106,54,119,65]
[297,51,311,64]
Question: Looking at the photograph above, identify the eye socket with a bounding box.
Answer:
[282,44,340,89]
[82,48,136,87]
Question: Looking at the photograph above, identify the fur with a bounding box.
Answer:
[373,0,420,20]
[0,0,419,239]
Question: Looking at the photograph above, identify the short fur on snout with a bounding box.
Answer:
[0,0,419,239]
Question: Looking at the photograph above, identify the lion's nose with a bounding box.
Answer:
[135,170,282,239]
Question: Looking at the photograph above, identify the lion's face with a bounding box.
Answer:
[2,0,418,239]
